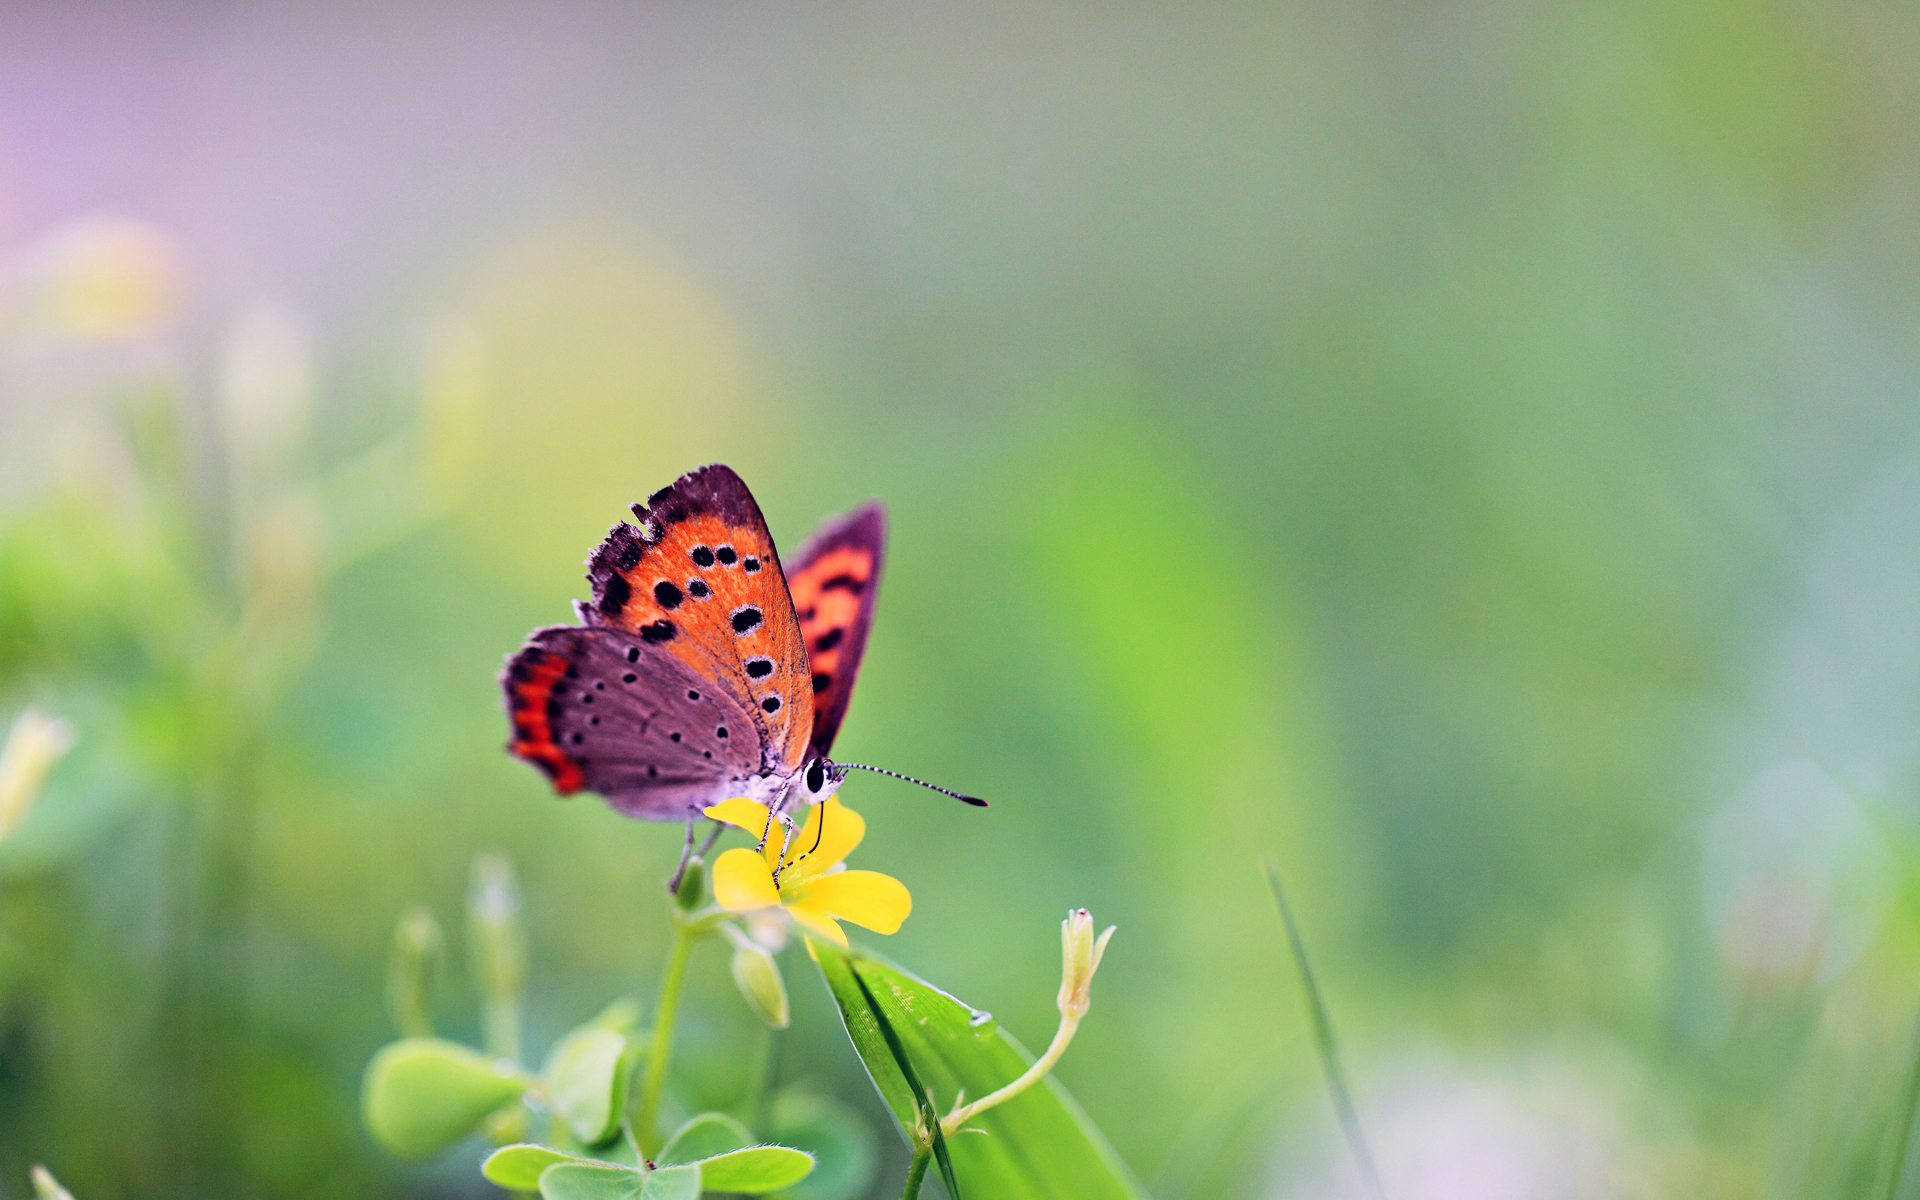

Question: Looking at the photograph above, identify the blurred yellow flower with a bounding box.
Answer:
[703,796,910,948]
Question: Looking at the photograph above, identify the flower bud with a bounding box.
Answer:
[1057,908,1115,1020]
[675,856,707,911]
[0,709,76,846]
[467,853,527,1060]
[31,1165,75,1200]
[729,940,791,1029]
[386,907,444,1038]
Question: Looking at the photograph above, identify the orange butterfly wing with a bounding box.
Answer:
[582,464,814,779]
[785,502,885,759]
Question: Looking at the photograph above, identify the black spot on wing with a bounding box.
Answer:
[653,581,684,609]
[716,546,737,564]
[819,574,865,594]
[691,546,715,568]
[732,606,762,633]
[640,620,676,643]
[688,579,710,599]
[812,673,831,693]
[813,627,844,653]
[598,575,631,616]
[746,658,773,678]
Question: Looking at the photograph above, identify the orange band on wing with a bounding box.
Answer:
[505,649,585,793]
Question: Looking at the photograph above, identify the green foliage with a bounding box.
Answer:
[764,1093,879,1200]
[696,1147,815,1193]
[540,1162,699,1200]
[489,1113,813,1198]
[659,1112,752,1164]
[814,942,1147,1200]
[360,1038,531,1159]
[544,1027,636,1147]
[483,1144,577,1190]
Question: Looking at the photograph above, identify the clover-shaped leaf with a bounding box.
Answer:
[483,1144,580,1190]
[538,1162,699,1200]
[697,1147,815,1193]
[361,1038,529,1158]
[659,1112,752,1166]
[543,1026,633,1146]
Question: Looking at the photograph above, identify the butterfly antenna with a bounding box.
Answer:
[832,762,988,807]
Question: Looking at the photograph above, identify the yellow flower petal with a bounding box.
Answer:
[778,797,866,880]
[786,905,848,948]
[788,870,911,935]
[704,798,773,836]
[712,847,779,911]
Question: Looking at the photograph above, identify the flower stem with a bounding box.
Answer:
[941,1011,1081,1134]
[901,1145,932,1199]
[636,914,695,1154]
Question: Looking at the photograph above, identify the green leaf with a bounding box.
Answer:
[583,996,643,1034]
[537,1162,699,1200]
[483,1144,579,1189]
[361,1038,529,1159]
[813,943,1148,1200]
[698,1146,814,1193]
[848,965,961,1199]
[544,1027,633,1146]
[538,1163,645,1200]
[766,1092,879,1200]
[659,1111,752,1166]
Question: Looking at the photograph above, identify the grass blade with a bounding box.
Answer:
[1260,857,1387,1200]
[1880,994,1920,1200]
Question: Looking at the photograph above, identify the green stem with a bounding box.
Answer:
[636,915,695,1154]
[941,1012,1080,1134]
[741,1023,780,1133]
[901,1145,932,1199]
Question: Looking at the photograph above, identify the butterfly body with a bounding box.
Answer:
[502,464,884,821]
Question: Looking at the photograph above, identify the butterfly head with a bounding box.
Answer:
[792,756,849,808]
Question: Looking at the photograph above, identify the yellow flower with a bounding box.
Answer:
[703,796,910,949]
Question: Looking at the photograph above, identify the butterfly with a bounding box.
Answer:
[500,464,978,849]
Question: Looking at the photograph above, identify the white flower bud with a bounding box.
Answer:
[0,709,75,846]
[1057,908,1115,1020]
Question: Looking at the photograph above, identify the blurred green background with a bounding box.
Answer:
[4,2,1920,1197]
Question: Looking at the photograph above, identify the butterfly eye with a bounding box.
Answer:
[806,760,825,793]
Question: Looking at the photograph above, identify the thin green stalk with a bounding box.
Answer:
[941,1012,1079,1134]
[1880,993,1920,1200]
[1260,857,1386,1200]
[901,1146,931,1199]
[741,1023,781,1133]
[636,917,695,1154]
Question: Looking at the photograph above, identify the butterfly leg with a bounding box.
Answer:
[770,814,798,884]
[666,810,698,894]
[695,818,723,860]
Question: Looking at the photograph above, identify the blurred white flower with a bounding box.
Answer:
[217,301,315,482]
[0,709,77,846]
[7,214,187,341]
[1277,1057,1623,1200]
[1702,760,1893,986]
